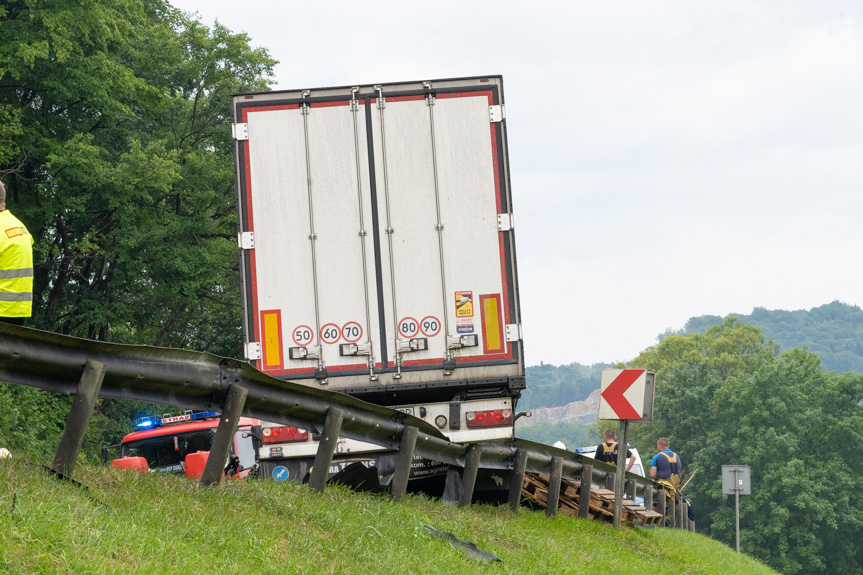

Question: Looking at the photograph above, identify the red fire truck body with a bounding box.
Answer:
[111,411,261,479]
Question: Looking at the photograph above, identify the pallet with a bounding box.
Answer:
[520,473,662,527]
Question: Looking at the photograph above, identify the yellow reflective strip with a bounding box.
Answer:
[483,297,501,351]
[262,311,282,367]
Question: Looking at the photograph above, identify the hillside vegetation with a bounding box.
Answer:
[523,301,863,414]
[674,300,863,374]
[0,459,777,575]
[518,316,863,574]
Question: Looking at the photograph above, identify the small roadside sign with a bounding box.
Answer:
[722,465,751,495]
[272,466,289,482]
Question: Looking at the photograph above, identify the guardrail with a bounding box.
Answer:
[0,323,692,530]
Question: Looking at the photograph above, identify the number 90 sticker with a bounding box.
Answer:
[292,325,314,346]
[398,317,419,338]
[320,323,341,344]
[420,316,441,337]
[341,321,363,343]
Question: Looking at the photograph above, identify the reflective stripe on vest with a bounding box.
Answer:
[0,267,33,279]
[0,210,34,318]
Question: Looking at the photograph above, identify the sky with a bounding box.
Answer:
[170,0,863,367]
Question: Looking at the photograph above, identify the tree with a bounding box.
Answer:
[0,0,275,353]
[0,0,276,458]
[626,317,863,574]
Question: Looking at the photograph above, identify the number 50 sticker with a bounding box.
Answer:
[292,325,314,346]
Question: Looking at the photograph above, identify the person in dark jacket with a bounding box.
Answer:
[595,429,635,472]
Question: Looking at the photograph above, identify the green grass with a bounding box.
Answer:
[0,458,778,574]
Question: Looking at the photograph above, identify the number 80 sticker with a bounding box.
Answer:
[398,317,419,338]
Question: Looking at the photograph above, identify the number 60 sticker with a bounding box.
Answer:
[320,323,341,344]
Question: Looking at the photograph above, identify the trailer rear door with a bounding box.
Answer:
[232,77,523,393]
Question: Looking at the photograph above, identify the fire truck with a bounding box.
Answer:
[107,411,261,480]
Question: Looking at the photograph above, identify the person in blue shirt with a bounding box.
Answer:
[650,437,681,489]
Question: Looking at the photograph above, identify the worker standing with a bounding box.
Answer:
[595,429,636,472]
[650,437,682,489]
[0,179,34,325]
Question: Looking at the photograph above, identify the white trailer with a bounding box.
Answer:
[231,76,524,486]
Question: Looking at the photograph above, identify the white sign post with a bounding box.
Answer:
[722,465,751,552]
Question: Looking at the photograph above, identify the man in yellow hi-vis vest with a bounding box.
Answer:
[0,179,33,325]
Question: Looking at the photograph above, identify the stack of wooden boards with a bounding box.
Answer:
[521,473,663,527]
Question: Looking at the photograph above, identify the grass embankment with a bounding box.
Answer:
[0,458,777,574]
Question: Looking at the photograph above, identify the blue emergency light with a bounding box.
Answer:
[188,411,220,421]
[136,416,159,430]
[136,411,220,430]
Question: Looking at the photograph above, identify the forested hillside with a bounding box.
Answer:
[522,300,863,415]
[520,361,611,410]
[676,300,863,374]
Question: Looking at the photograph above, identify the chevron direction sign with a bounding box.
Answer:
[599,369,655,421]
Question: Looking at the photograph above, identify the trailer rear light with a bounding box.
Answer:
[465,409,512,428]
[262,426,308,443]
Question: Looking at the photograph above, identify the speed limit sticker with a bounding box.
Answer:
[292,325,314,346]
[420,316,441,337]
[398,317,419,338]
[320,323,341,344]
[341,321,363,343]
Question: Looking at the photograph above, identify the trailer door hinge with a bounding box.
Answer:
[245,342,261,360]
[505,324,522,342]
[238,231,255,249]
[489,105,505,123]
[497,213,514,232]
[232,123,249,141]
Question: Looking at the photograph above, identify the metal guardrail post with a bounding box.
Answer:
[668,496,677,527]
[458,444,482,507]
[309,407,344,493]
[644,484,654,511]
[508,448,528,512]
[625,478,636,500]
[657,489,667,526]
[604,472,615,490]
[578,464,593,519]
[52,359,107,477]
[201,385,248,486]
[546,456,563,518]
[390,425,418,501]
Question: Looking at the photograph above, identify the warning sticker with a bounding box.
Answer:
[457,317,474,334]
[455,291,473,318]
